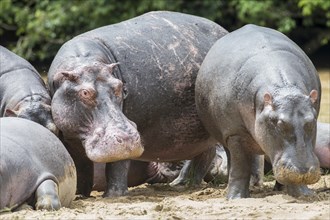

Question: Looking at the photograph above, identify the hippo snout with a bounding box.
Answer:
[83,126,144,163]
[273,158,320,185]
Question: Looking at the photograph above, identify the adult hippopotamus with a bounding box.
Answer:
[47,11,228,197]
[0,117,76,211]
[195,24,321,199]
[0,46,57,134]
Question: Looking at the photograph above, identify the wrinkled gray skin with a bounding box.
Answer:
[48,11,228,197]
[0,117,76,212]
[93,145,228,191]
[196,24,321,199]
[0,46,57,134]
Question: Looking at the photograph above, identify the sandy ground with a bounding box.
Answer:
[1,175,329,220]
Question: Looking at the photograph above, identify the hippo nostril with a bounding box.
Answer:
[94,127,105,138]
[115,136,123,144]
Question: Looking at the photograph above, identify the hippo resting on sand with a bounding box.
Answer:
[0,46,57,134]
[0,117,76,211]
[196,24,322,199]
[47,11,228,197]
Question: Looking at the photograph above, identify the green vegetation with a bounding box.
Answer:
[1,0,329,64]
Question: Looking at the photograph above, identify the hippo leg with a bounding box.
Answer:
[170,147,216,186]
[61,137,93,197]
[250,155,264,187]
[75,158,93,197]
[226,136,255,199]
[169,160,191,186]
[103,160,130,197]
[35,179,61,211]
[286,184,314,197]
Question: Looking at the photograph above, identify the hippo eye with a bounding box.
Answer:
[277,120,292,134]
[79,89,96,106]
[304,120,315,132]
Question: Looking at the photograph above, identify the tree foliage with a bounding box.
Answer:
[0,0,329,63]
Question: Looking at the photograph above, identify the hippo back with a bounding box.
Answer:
[196,24,321,141]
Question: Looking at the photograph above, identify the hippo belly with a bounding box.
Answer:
[0,46,57,134]
[196,24,321,198]
[0,117,76,211]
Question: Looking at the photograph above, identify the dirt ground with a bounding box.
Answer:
[1,175,329,220]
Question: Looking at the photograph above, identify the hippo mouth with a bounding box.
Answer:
[82,128,144,163]
[273,165,320,185]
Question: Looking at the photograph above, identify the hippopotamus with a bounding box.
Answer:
[195,24,321,199]
[0,117,76,211]
[47,11,228,197]
[315,122,330,168]
[0,46,57,134]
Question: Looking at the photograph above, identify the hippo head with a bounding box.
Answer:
[255,88,320,185]
[4,95,58,135]
[51,62,144,163]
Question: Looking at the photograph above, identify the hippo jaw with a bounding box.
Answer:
[273,164,320,185]
[82,123,144,163]
[272,149,320,185]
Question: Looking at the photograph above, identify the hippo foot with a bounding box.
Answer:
[102,189,128,198]
[273,181,285,191]
[169,151,212,187]
[35,179,61,211]
[286,184,315,197]
[15,203,33,211]
[169,176,187,187]
[227,185,250,199]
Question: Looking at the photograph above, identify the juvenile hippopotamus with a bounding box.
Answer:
[0,46,57,134]
[0,117,76,211]
[195,24,321,199]
[48,11,228,197]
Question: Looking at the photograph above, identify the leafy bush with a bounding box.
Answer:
[0,0,329,63]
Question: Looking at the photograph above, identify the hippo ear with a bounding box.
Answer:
[309,90,318,104]
[106,62,120,74]
[263,92,273,106]
[54,71,78,84]
[5,109,19,117]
